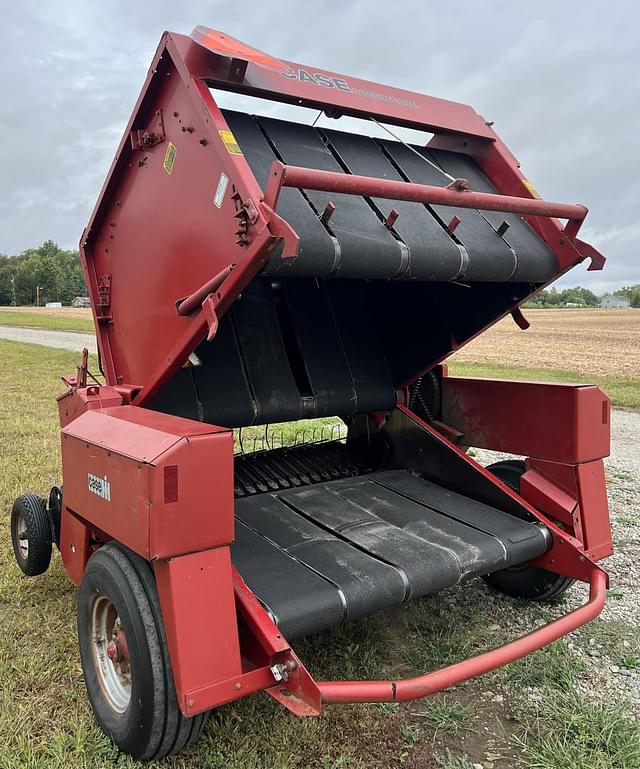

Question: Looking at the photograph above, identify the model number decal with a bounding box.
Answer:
[88,473,111,502]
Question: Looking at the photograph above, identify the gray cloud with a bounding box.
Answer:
[1,0,638,292]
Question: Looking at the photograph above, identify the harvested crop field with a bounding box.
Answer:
[454,308,640,378]
[0,306,91,321]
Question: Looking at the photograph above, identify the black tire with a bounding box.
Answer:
[482,460,574,601]
[77,542,208,760]
[10,494,52,576]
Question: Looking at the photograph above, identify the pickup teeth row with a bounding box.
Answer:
[234,441,370,497]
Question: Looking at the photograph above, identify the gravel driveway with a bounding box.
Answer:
[475,407,640,713]
[0,325,97,353]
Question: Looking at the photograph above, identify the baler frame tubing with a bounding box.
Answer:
[318,569,606,703]
[264,161,588,236]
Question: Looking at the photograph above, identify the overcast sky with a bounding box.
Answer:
[1,1,638,292]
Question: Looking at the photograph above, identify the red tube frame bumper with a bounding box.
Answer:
[318,569,606,704]
[263,161,588,241]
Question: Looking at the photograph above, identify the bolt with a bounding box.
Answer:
[234,682,242,691]
[107,640,118,662]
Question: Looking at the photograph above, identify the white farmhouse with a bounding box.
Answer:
[600,294,631,308]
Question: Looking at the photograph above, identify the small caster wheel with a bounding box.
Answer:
[10,494,52,576]
[482,460,574,602]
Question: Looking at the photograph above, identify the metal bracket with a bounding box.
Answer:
[202,294,219,341]
[97,274,112,311]
[130,109,165,149]
[511,307,530,330]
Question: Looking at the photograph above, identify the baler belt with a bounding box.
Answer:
[427,148,558,281]
[381,141,518,281]
[231,468,548,639]
[221,110,557,283]
[323,128,465,280]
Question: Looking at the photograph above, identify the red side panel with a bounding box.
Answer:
[154,548,242,714]
[60,406,234,560]
[441,378,610,462]
[59,508,91,586]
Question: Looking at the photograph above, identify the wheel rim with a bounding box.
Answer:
[90,594,132,713]
[16,513,28,561]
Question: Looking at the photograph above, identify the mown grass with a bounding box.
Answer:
[0,310,94,333]
[1,338,638,768]
[448,361,640,410]
[518,694,640,769]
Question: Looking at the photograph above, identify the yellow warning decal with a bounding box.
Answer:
[523,179,541,199]
[163,142,177,175]
[219,129,243,155]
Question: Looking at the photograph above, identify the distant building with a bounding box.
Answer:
[72,296,91,308]
[45,301,62,308]
[600,294,631,309]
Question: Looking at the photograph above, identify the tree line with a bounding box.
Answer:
[0,241,86,306]
[528,285,640,308]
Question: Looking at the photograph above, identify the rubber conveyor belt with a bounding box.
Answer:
[232,469,550,639]
[223,110,557,282]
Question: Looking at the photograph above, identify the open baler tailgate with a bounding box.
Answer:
[80,27,602,406]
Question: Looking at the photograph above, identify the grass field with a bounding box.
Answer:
[1,338,639,769]
[0,307,94,333]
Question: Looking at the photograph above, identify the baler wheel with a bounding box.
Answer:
[10,494,52,576]
[77,542,209,760]
[482,460,574,601]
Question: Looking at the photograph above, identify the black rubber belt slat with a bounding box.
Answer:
[231,520,345,638]
[232,280,303,425]
[146,368,201,421]
[283,280,356,418]
[329,478,506,578]
[382,141,517,281]
[258,116,405,279]
[323,128,464,280]
[232,469,549,639]
[235,495,407,637]
[428,148,557,282]
[374,470,547,566]
[193,313,257,428]
[277,483,461,596]
[326,280,396,414]
[223,110,338,277]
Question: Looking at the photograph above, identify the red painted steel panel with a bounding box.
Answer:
[59,508,90,586]
[575,461,613,559]
[61,406,234,560]
[441,378,610,463]
[81,34,274,391]
[154,548,241,714]
[186,29,494,139]
[57,386,123,429]
[148,432,234,558]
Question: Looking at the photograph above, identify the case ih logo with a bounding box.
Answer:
[282,67,351,92]
[281,67,419,109]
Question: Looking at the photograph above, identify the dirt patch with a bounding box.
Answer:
[453,308,640,377]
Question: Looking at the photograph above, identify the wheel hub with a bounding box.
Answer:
[16,513,28,560]
[90,595,132,713]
